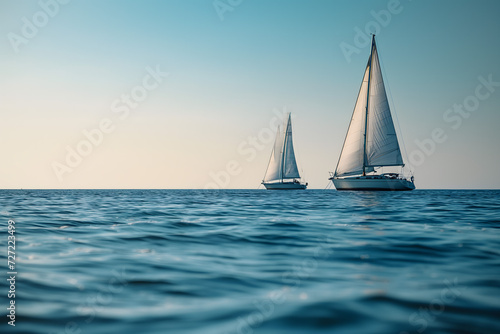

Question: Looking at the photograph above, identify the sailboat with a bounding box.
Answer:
[330,35,415,191]
[262,113,308,190]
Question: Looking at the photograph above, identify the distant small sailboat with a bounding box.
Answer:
[330,35,415,191]
[262,113,307,190]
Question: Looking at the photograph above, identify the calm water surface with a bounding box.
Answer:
[0,189,499,334]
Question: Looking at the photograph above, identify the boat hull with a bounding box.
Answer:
[262,182,307,190]
[331,176,415,191]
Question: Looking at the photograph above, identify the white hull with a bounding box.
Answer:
[331,176,415,191]
[262,181,307,190]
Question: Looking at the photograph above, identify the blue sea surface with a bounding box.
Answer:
[0,189,499,334]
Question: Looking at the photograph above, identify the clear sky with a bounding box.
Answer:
[1,0,499,189]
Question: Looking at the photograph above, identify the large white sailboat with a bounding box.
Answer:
[262,113,307,190]
[330,35,415,191]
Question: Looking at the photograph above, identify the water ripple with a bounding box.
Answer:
[0,189,499,334]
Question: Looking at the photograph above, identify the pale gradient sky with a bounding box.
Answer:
[1,0,499,189]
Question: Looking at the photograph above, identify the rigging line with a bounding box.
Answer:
[376,38,411,171]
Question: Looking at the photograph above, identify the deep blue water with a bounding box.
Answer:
[0,189,499,334]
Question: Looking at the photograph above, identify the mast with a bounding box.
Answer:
[362,34,375,176]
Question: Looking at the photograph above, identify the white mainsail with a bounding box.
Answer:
[335,36,403,177]
[335,65,373,177]
[264,114,301,182]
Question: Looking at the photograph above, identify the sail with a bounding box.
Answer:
[365,41,404,167]
[335,64,374,177]
[282,114,301,179]
[264,114,301,182]
[335,36,403,177]
[263,126,284,182]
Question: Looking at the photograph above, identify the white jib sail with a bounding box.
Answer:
[282,114,300,179]
[365,42,404,168]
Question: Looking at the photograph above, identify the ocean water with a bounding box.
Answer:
[0,189,499,334]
